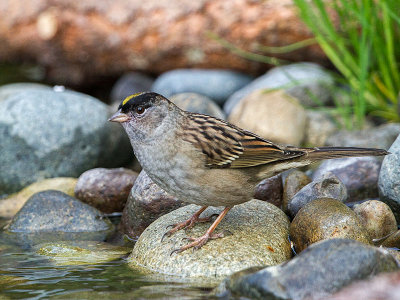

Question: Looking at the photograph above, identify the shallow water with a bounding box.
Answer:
[0,220,215,299]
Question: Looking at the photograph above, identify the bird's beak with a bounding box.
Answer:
[108,110,131,123]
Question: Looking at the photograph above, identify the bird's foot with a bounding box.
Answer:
[170,231,226,255]
[161,212,217,242]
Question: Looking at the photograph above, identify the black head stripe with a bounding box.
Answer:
[119,92,162,113]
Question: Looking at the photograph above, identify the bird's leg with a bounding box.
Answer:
[162,206,217,241]
[171,206,232,254]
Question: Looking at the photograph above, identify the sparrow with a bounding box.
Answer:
[109,92,388,254]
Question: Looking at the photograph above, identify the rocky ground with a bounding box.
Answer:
[1,62,400,299]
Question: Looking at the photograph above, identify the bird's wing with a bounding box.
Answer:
[182,113,306,168]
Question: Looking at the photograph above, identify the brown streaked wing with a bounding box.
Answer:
[182,113,306,168]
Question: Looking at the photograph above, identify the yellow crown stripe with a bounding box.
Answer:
[122,92,143,106]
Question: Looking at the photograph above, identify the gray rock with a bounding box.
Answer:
[120,170,185,239]
[379,133,400,221]
[8,190,112,233]
[110,72,154,103]
[313,157,382,202]
[0,89,131,195]
[128,200,291,279]
[290,198,370,252]
[288,172,348,218]
[217,239,398,300]
[0,82,52,102]
[326,123,400,149]
[75,168,138,213]
[282,170,311,213]
[152,69,253,104]
[304,110,338,146]
[170,92,225,119]
[224,62,334,115]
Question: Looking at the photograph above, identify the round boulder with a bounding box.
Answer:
[129,200,291,279]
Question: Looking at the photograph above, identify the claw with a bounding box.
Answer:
[161,231,171,242]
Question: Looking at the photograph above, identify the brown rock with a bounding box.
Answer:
[120,170,185,239]
[380,230,400,249]
[282,170,311,213]
[290,198,370,252]
[353,200,397,241]
[228,89,307,145]
[0,0,327,85]
[75,168,138,213]
[254,174,283,207]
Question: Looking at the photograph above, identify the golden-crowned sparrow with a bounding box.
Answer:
[109,92,388,253]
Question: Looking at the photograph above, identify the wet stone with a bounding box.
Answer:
[254,174,283,207]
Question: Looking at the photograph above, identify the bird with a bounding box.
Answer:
[109,92,389,254]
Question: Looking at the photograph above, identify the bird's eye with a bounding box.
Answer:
[135,106,145,115]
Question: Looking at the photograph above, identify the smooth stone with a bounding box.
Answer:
[110,72,154,103]
[282,170,311,213]
[288,172,348,218]
[0,177,77,219]
[379,133,400,221]
[313,157,382,202]
[327,270,400,300]
[120,170,185,239]
[170,92,225,119]
[380,230,400,248]
[326,123,400,149]
[7,190,112,233]
[0,89,131,196]
[290,198,370,252]
[75,168,138,213]
[152,69,253,104]
[224,62,334,115]
[217,239,398,300]
[35,241,130,265]
[304,110,338,146]
[0,82,52,102]
[353,200,397,241]
[254,174,283,208]
[228,89,307,145]
[129,200,291,279]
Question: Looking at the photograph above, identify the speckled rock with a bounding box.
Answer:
[313,157,382,202]
[110,72,154,103]
[7,190,112,234]
[224,63,334,115]
[129,200,291,279]
[170,92,225,119]
[120,170,185,239]
[75,168,138,213]
[152,69,253,104]
[290,198,370,252]
[228,89,307,145]
[254,174,283,207]
[379,133,400,221]
[35,241,130,265]
[353,200,397,241]
[326,123,400,149]
[0,82,52,102]
[217,239,398,300]
[381,230,400,248]
[287,172,348,218]
[282,170,311,213]
[0,177,77,219]
[0,89,131,196]
[304,110,338,146]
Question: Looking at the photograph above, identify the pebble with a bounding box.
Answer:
[110,72,154,103]
[282,170,311,213]
[75,168,138,213]
[290,198,370,252]
[254,174,283,207]
[228,89,307,145]
[152,69,253,104]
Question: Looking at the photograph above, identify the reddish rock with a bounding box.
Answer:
[75,168,138,213]
[254,174,283,208]
[0,0,327,85]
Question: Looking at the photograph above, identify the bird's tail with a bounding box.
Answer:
[305,146,389,161]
